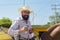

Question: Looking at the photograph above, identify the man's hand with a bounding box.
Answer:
[18,27,28,32]
[24,27,28,31]
[29,29,33,34]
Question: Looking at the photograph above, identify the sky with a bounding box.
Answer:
[0,0,60,25]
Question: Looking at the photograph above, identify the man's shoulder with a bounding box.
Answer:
[14,17,22,22]
[16,17,21,20]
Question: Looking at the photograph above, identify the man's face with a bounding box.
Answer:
[21,10,30,20]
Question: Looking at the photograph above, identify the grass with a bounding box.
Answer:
[0,32,12,40]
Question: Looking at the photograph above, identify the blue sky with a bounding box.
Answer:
[0,0,60,25]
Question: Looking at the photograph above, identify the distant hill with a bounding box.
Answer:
[32,25,49,28]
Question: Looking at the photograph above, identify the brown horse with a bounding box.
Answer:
[41,23,60,40]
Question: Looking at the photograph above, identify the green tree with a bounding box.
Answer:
[0,17,12,28]
[43,22,50,27]
[49,13,60,23]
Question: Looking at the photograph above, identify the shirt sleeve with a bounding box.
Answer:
[8,20,19,36]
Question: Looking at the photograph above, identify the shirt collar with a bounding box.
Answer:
[21,19,29,24]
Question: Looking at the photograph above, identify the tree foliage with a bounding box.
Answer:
[49,13,60,23]
[0,17,12,28]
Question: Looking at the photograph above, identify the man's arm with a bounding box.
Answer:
[8,20,28,36]
[8,20,19,36]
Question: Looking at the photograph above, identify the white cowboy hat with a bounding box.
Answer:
[18,6,32,14]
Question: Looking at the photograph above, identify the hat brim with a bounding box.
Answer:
[18,8,32,14]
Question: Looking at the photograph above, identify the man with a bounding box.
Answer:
[8,6,35,40]
[41,23,60,40]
